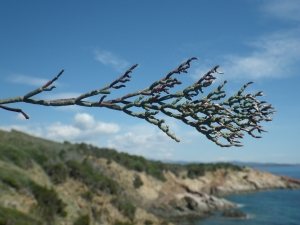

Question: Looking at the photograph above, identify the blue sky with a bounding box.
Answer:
[1,0,299,163]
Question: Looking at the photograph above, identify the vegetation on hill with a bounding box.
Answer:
[0,164,67,224]
[0,129,243,183]
[0,129,244,224]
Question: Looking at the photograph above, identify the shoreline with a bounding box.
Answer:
[138,167,300,223]
[172,183,300,225]
[172,166,300,225]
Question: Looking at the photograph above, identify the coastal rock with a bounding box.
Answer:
[99,161,237,221]
[221,210,247,218]
[98,160,300,222]
[195,168,300,196]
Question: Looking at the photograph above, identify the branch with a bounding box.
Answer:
[0,105,30,119]
[0,58,276,147]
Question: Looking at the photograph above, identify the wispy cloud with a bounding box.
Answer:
[7,74,49,86]
[191,29,300,80]
[261,0,300,21]
[222,30,300,79]
[94,50,129,72]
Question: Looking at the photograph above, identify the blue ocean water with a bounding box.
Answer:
[193,166,300,225]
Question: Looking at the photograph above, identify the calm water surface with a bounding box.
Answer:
[191,166,300,225]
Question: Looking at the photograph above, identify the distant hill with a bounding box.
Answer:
[162,160,299,167]
[229,161,300,167]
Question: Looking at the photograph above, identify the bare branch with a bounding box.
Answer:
[42,69,65,88]
[0,105,30,119]
[0,57,276,147]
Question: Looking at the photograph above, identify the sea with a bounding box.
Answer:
[189,165,300,225]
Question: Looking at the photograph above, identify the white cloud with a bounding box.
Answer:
[106,122,176,159]
[53,105,84,112]
[73,113,95,130]
[46,124,81,140]
[261,0,300,21]
[46,113,119,142]
[7,74,49,86]
[0,125,43,137]
[36,92,86,112]
[0,113,120,145]
[43,92,82,100]
[94,50,129,72]
[107,131,174,159]
[0,116,175,159]
[15,113,27,121]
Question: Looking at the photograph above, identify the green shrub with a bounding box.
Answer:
[133,175,143,189]
[0,143,32,169]
[145,162,166,181]
[26,148,48,167]
[59,149,67,160]
[0,206,43,225]
[1,176,21,189]
[73,214,90,225]
[46,163,68,184]
[186,164,205,179]
[91,206,102,221]
[107,158,112,165]
[77,147,168,181]
[185,163,243,179]
[0,166,31,190]
[66,160,120,195]
[64,140,71,145]
[30,182,67,222]
[111,197,136,221]
[144,220,153,225]
[81,190,94,202]
[0,165,66,222]
[114,221,135,225]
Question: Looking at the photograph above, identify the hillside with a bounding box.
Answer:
[0,129,299,225]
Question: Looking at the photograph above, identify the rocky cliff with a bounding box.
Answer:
[102,159,300,222]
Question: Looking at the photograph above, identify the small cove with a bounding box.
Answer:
[190,166,300,225]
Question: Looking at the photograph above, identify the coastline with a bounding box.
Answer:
[187,165,300,225]
[109,162,300,223]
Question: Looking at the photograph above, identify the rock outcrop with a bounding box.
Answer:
[197,168,300,196]
[96,159,300,222]
[221,210,247,218]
